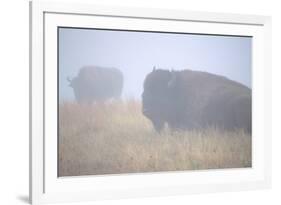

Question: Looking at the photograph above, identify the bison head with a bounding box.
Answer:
[142,68,179,131]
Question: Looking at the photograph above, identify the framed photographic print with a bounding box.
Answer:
[29,1,271,204]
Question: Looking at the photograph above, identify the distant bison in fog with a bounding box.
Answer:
[142,68,251,133]
[68,66,123,103]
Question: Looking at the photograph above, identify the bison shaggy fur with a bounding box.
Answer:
[68,66,123,103]
[142,68,251,133]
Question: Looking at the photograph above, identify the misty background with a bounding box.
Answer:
[59,28,252,102]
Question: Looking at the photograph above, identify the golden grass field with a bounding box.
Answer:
[58,100,251,176]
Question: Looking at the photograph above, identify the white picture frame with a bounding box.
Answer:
[29,1,272,204]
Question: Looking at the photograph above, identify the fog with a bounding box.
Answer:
[59,28,251,101]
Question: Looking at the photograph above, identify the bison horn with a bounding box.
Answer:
[67,77,73,87]
[67,76,72,83]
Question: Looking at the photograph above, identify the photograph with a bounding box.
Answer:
[58,27,252,177]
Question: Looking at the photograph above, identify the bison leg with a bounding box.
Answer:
[231,95,252,134]
[151,119,165,132]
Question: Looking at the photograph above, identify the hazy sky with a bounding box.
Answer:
[59,28,252,101]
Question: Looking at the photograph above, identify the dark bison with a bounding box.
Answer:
[142,68,251,133]
[68,66,123,103]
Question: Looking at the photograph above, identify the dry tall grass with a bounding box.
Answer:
[58,100,251,176]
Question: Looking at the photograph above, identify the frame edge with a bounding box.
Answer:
[29,1,272,204]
